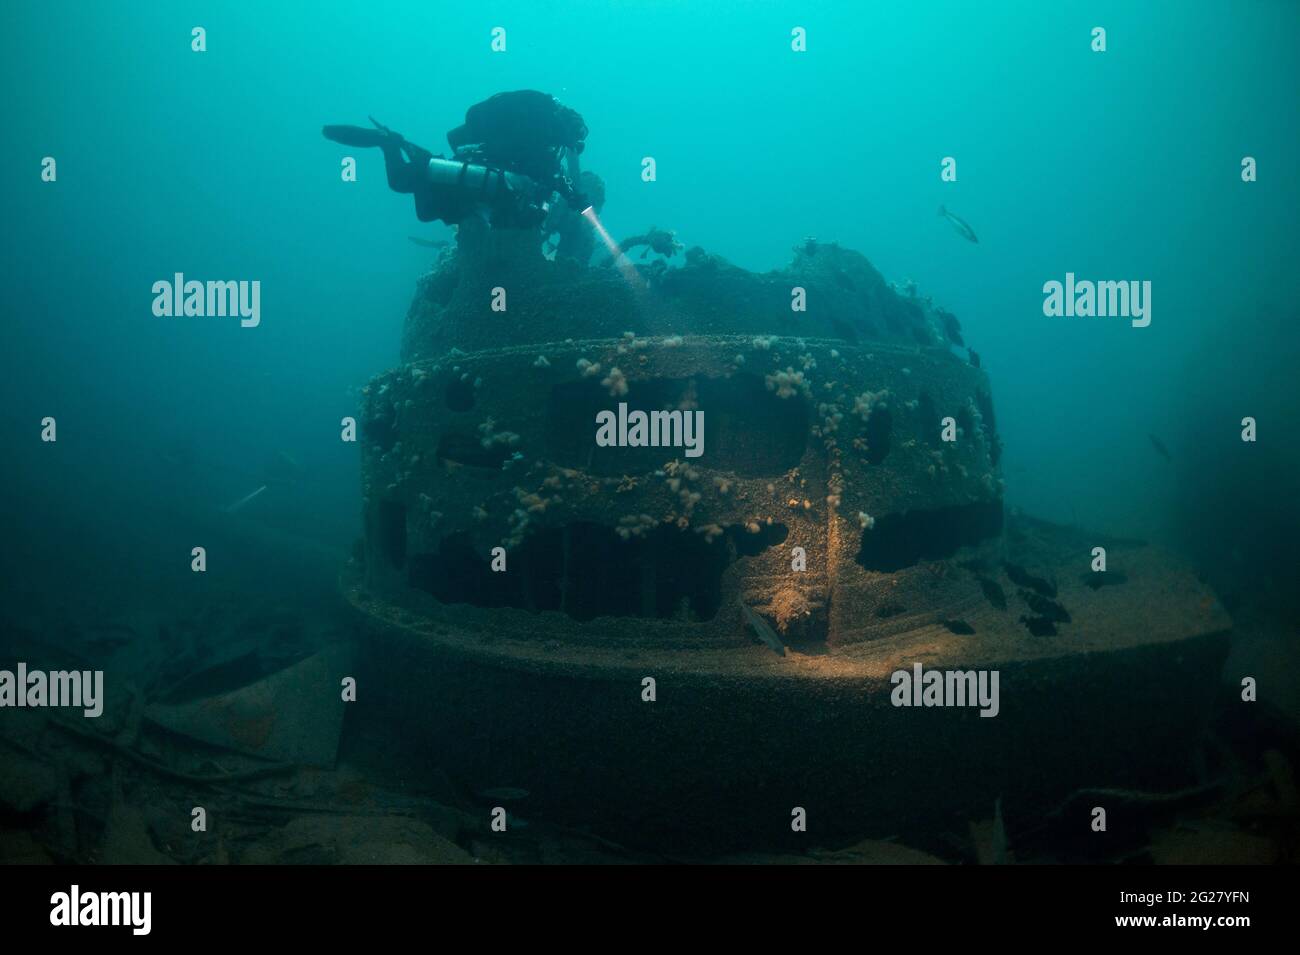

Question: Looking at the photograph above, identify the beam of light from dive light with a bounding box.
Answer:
[581,206,644,288]
[581,205,618,256]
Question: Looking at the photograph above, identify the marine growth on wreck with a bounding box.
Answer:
[357,220,1007,648]
[342,203,1228,851]
[15,4,1295,885]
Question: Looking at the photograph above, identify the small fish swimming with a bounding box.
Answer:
[1148,433,1171,461]
[938,204,978,243]
[739,601,786,657]
[224,484,268,514]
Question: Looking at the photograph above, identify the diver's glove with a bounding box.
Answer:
[554,175,588,211]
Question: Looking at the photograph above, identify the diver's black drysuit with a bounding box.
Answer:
[324,90,588,227]
[448,90,587,186]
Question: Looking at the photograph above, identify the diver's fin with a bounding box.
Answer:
[322,124,390,148]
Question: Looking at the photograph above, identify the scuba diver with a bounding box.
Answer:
[323,90,589,230]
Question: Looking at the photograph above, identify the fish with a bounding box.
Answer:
[1019,614,1057,637]
[1018,590,1071,623]
[739,601,786,656]
[1003,561,1056,598]
[1148,433,1171,461]
[408,237,450,249]
[224,485,268,514]
[977,576,1006,609]
[938,204,979,243]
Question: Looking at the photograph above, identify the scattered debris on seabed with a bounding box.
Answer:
[2,587,1297,864]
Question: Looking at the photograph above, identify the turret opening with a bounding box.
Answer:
[408,521,787,622]
[545,373,808,476]
[855,499,1003,573]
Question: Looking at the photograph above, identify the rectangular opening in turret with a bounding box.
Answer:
[407,521,785,623]
[855,499,1003,573]
[545,373,808,476]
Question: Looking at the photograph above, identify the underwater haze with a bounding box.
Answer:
[6,1,1299,580]
[2,0,1299,868]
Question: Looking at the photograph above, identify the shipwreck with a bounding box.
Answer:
[341,218,1230,851]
